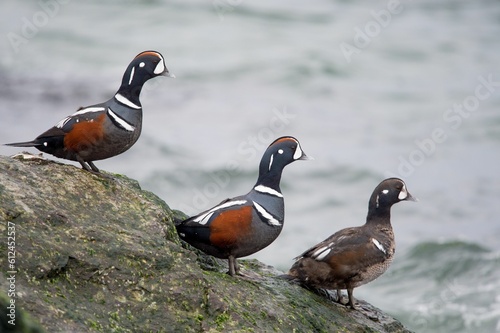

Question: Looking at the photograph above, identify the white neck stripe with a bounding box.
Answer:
[115,93,141,110]
[254,185,283,198]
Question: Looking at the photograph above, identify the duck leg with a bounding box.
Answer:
[228,255,239,276]
[347,288,357,309]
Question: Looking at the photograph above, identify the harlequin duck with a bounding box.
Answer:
[284,178,416,309]
[176,136,310,276]
[5,50,174,173]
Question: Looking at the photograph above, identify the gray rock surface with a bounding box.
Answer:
[0,154,412,333]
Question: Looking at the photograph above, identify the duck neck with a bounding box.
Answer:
[255,166,283,192]
[366,203,392,225]
[116,68,151,107]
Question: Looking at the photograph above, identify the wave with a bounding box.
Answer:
[363,241,500,333]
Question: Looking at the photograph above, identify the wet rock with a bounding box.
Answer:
[0,154,412,332]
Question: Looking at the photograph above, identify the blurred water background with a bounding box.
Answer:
[1,0,500,331]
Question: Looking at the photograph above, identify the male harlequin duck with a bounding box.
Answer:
[284,178,416,309]
[5,50,174,173]
[176,136,310,276]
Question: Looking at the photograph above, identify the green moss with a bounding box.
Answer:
[87,319,103,331]
[0,156,412,333]
[215,311,230,329]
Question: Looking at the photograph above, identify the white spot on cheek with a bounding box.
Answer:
[278,149,283,154]
[43,142,48,147]
[154,59,165,74]
[293,142,304,160]
[382,189,389,194]
[139,62,145,68]
[398,185,408,200]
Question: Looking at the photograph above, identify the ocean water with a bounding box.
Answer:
[1,0,499,332]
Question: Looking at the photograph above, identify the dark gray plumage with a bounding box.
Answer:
[5,50,174,173]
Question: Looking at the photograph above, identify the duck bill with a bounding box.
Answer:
[406,192,418,202]
[298,153,314,161]
[163,71,176,78]
[403,192,418,202]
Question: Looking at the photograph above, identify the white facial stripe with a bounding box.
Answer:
[154,58,165,74]
[293,141,304,160]
[398,185,408,200]
[193,200,247,225]
[372,238,386,254]
[252,201,281,226]
[107,108,135,132]
[55,107,105,128]
[115,93,141,109]
[268,154,274,171]
[254,185,283,198]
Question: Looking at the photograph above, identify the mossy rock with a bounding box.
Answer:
[0,154,412,333]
